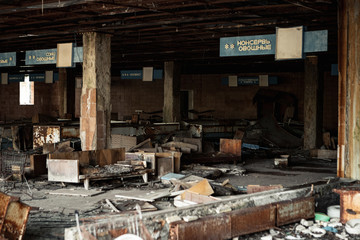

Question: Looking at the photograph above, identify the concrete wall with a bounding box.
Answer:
[0,81,60,122]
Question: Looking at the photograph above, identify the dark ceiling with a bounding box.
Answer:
[0,0,338,72]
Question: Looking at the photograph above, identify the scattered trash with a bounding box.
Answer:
[182,216,198,222]
[166,215,181,224]
[314,212,330,222]
[327,205,341,219]
[323,226,338,233]
[300,219,314,227]
[345,218,360,235]
[308,226,326,238]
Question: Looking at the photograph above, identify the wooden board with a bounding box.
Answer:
[220,138,241,156]
[310,149,337,159]
[180,179,214,199]
[47,159,79,183]
[48,188,104,197]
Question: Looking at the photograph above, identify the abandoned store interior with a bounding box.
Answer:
[0,0,359,239]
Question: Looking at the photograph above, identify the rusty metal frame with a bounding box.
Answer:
[170,214,231,240]
[169,197,314,239]
[0,192,30,240]
[229,204,276,237]
[0,192,19,231]
[276,196,315,226]
[333,188,360,224]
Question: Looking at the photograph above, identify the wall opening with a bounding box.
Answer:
[19,74,34,105]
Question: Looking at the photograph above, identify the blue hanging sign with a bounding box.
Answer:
[0,52,16,67]
[220,34,276,57]
[220,30,328,57]
[26,48,57,65]
[73,47,83,63]
[121,69,163,80]
[25,46,83,65]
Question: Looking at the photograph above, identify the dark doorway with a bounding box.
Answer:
[180,90,189,120]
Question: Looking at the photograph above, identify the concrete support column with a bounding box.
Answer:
[80,32,111,150]
[163,61,181,123]
[58,68,67,118]
[304,56,321,150]
[338,0,360,179]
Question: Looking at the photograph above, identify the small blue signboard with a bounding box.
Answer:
[121,69,163,80]
[0,52,16,67]
[6,73,59,83]
[220,30,328,57]
[25,47,83,65]
[221,76,278,86]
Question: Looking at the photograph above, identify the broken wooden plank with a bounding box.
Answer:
[105,199,120,212]
[128,138,152,152]
[47,159,80,183]
[180,179,214,199]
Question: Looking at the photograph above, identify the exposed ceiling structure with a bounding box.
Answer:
[0,0,338,71]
